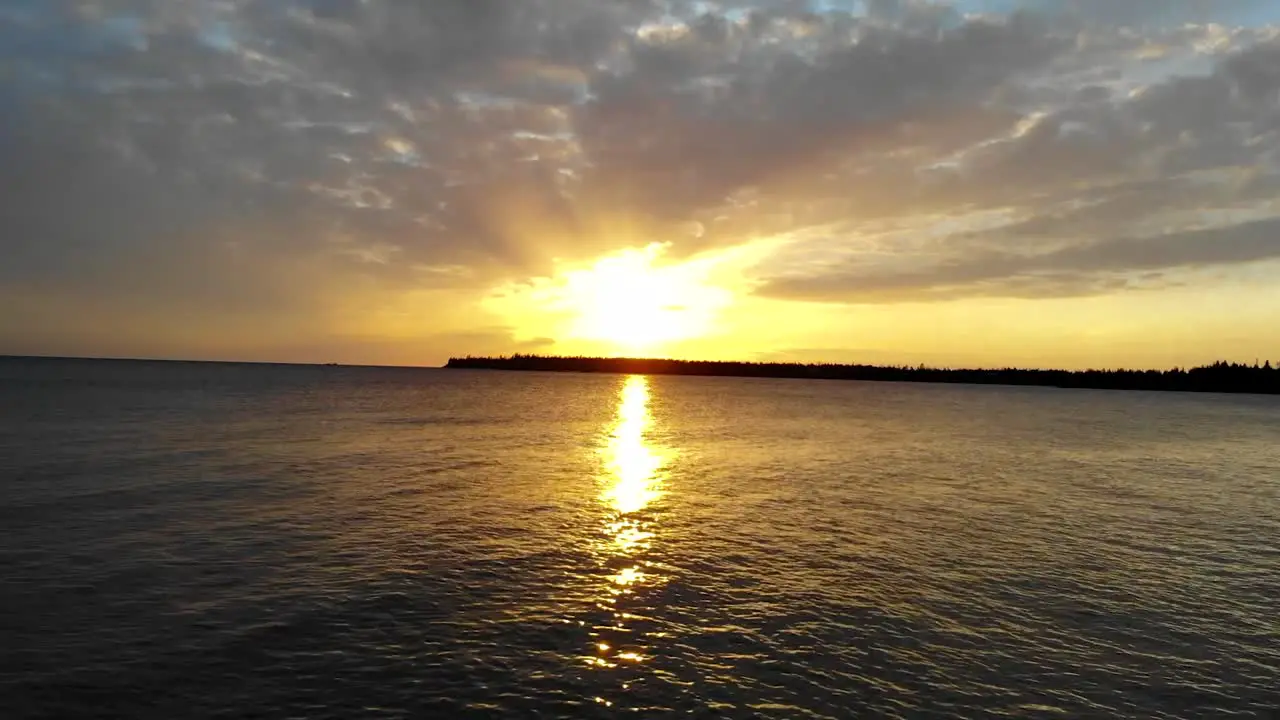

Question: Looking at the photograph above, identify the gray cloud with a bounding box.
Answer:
[762,213,1280,302]
[2,1,1279,357]
[0,3,1068,280]
[757,31,1280,302]
[576,10,1067,226]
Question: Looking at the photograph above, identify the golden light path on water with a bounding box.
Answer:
[588,375,671,706]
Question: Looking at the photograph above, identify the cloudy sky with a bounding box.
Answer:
[3,0,1280,368]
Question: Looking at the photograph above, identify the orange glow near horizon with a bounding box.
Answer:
[488,242,739,355]
[560,244,732,353]
[477,234,1280,370]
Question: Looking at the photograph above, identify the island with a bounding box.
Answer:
[446,355,1280,395]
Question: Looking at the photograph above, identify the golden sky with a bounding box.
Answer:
[3,1,1280,369]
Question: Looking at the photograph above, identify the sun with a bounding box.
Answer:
[486,241,755,355]
[492,243,734,354]
[560,244,733,352]
[556,245,712,351]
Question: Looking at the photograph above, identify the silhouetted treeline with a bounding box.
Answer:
[445,355,1280,395]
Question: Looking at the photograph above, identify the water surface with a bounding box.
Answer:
[2,358,1278,718]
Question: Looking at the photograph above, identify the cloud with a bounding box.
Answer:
[0,3,1054,282]
[755,30,1280,302]
[2,1,1279,358]
[761,214,1280,302]
[575,9,1068,227]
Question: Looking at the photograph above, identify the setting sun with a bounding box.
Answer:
[489,242,737,355]
[560,244,730,351]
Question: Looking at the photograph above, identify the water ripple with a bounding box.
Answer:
[1,361,1277,718]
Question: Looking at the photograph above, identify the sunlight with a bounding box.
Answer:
[589,374,671,678]
[560,243,731,352]
[602,375,665,514]
[487,242,735,355]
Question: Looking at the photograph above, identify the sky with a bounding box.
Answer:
[2,0,1280,369]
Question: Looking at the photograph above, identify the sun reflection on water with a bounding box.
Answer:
[587,375,671,686]
[602,376,664,515]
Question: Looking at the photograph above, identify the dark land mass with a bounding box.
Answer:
[446,355,1280,395]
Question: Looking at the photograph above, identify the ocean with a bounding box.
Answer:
[2,357,1278,718]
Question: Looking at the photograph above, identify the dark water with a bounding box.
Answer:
[2,358,1278,719]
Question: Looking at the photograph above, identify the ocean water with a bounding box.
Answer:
[1,357,1278,719]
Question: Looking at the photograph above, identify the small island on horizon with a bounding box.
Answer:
[446,354,1280,395]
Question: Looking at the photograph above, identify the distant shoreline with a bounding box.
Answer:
[5,354,1278,395]
[446,355,1280,395]
[0,355,411,370]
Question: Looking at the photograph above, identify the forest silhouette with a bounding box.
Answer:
[446,355,1280,395]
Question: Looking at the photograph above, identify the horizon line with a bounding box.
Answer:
[447,353,1278,375]
[2,352,1277,375]
[0,353,433,370]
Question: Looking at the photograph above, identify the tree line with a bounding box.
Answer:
[445,355,1280,395]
